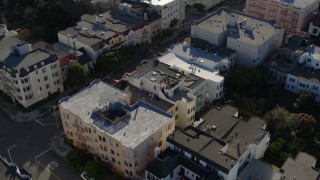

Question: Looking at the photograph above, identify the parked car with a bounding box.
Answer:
[81,172,94,180]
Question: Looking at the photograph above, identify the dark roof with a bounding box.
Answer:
[78,48,92,65]
[199,105,267,158]
[281,152,320,180]
[145,149,220,179]
[167,127,236,174]
[130,59,205,90]
[114,81,174,111]
[311,12,320,26]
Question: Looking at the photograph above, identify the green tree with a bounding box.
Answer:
[67,62,88,87]
[170,18,178,29]
[193,3,205,11]
[66,149,91,170]
[162,29,174,38]
[269,138,285,155]
[85,161,108,180]
[95,51,120,73]
[293,91,319,119]
[270,107,297,129]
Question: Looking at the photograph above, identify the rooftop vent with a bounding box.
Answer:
[150,77,156,82]
[152,71,157,76]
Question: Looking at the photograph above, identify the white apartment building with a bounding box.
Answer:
[284,45,320,102]
[308,12,320,38]
[160,43,228,103]
[59,80,175,178]
[58,10,152,60]
[191,7,284,68]
[245,0,320,36]
[142,0,185,29]
[145,105,270,180]
[0,31,63,108]
[123,59,199,128]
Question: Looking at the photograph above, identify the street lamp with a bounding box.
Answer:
[7,144,16,163]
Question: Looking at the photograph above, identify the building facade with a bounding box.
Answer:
[145,105,270,180]
[0,33,63,108]
[245,0,320,36]
[191,7,284,68]
[308,12,320,38]
[59,80,175,178]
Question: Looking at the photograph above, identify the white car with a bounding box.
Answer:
[80,172,94,180]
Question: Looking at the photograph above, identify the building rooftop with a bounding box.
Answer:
[145,149,220,179]
[267,54,320,83]
[130,59,206,90]
[60,80,172,149]
[158,52,224,83]
[198,105,267,159]
[281,152,320,180]
[114,81,175,111]
[142,0,175,6]
[191,38,237,58]
[194,7,281,46]
[238,159,282,180]
[167,127,236,173]
[0,36,25,62]
[59,10,146,49]
[167,43,232,71]
[276,0,318,8]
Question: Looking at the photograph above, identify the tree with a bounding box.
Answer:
[293,91,319,119]
[295,113,316,138]
[270,107,297,129]
[162,29,174,38]
[269,138,285,155]
[67,62,88,87]
[66,149,91,170]
[193,3,205,11]
[170,18,178,29]
[85,161,107,180]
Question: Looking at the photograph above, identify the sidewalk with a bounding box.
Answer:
[50,132,72,158]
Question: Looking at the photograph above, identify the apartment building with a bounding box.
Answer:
[267,44,320,102]
[59,80,175,178]
[142,0,185,29]
[145,105,270,180]
[245,0,320,36]
[121,59,200,128]
[308,12,320,38]
[58,10,155,60]
[0,30,63,108]
[160,43,228,103]
[191,7,284,68]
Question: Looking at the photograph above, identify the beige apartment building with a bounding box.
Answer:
[245,0,320,36]
[59,80,175,178]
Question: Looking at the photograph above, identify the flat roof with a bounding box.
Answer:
[194,7,281,46]
[238,160,282,180]
[60,80,172,149]
[0,36,24,62]
[115,82,175,111]
[142,0,175,6]
[267,56,320,84]
[130,59,206,90]
[281,152,320,180]
[167,127,236,173]
[168,43,230,70]
[145,149,220,179]
[199,105,267,158]
[276,0,318,8]
[158,52,224,83]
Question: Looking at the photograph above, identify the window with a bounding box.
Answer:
[46,84,50,89]
[42,68,46,73]
[111,149,115,155]
[167,123,172,131]
[112,157,116,163]
[109,139,113,146]
[38,79,40,82]
[44,76,48,81]
[154,86,156,90]
[175,106,178,111]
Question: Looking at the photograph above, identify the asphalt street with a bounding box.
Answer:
[0,108,79,180]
